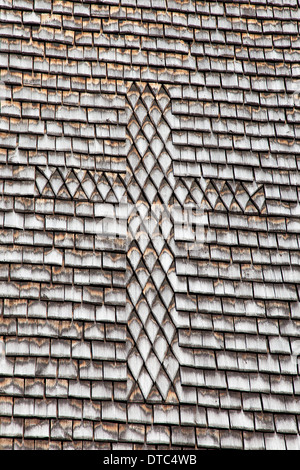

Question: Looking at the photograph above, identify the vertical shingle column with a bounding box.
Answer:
[126,82,181,402]
[125,81,213,409]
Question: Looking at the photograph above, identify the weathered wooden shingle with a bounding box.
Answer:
[1,0,300,450]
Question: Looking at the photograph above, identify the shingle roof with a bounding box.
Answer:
[1,0,300,450]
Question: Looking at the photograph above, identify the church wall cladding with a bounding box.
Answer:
[0,0,300,451]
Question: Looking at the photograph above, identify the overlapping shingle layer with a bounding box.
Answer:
[1,0,300,450]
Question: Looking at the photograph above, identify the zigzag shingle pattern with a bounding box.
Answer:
[1,0,300,450]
